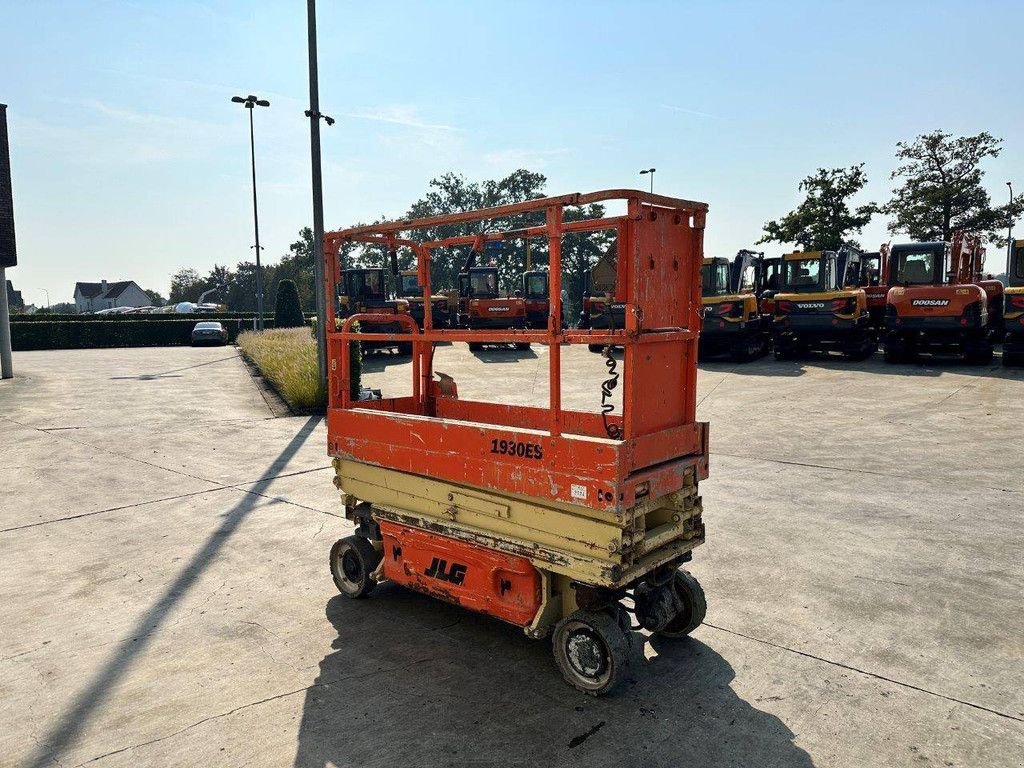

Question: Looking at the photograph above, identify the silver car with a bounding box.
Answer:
[191,321,228,346]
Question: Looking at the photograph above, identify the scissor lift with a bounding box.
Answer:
[323,190,710,694]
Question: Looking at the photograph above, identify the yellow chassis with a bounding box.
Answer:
[332,458,705,637]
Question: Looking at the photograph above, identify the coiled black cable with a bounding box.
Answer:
[598,302,622,440]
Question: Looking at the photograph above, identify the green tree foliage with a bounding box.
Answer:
[49,301,77,314]
[143,289,166,306]
[274,279,305,328]
[343,170,613,322]
[167,268,204,304]
[884,130,1023,245]
[759,165,879,251]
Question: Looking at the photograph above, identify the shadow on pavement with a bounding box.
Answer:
[294,591,814,768]
[108,354,241,380]
[24,415,322,768]
[472,347,539,363]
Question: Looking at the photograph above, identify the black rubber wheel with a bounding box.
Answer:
[468,342,483,352]
[964,343,993,365]
[654,570,707,639]
[330,535,381,599]
[397,342,413,355]
[587,344,604,354]
[515,342,531,350]
[552,609,631,696]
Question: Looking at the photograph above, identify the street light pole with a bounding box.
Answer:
[305,0,334,390]
[639,167,656,194]
[232,95,270,329]
[36,287,49,310]
[1008,181,1015,280]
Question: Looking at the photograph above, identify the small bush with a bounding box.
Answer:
[274,280,306,328]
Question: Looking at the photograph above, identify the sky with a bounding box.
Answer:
[1,0,1022,306]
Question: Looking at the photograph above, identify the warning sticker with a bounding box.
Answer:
[571,484,587,500]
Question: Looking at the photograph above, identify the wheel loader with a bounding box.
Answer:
[322,189,710,695]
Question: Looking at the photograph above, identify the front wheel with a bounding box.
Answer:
[329,536,381,599]
[654,570,707,639]
[552,609,632,696]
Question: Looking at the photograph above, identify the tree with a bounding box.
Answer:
[49,301,77,314]
[347,170,613,322]
[884,130,1023,245]
[168,268,204,304]
[759,165,879,251]
[274,279,305,328]
[143,289,166,306]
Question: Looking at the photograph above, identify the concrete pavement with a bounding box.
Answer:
[1,345,1022,767]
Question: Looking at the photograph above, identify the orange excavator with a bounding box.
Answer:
[456,242,529,351]
[862,246,890,331]
[883,231,1003,364]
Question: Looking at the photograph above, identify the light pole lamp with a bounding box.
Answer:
[232,94,270,329]
[639,167,656,194]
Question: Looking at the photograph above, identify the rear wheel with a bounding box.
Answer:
[552,609,632,696]
[588,344,604,354]
[329,536,381,599]
[964,341,993,365]
[1003,350,1024,367]
[654,570,707,639]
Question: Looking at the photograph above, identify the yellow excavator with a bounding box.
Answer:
[1004,239,1024,366]
[771,246,875,361]
[699,249,769,361]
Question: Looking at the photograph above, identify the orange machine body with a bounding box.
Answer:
[379,521,542,627]
[322,189,709,518]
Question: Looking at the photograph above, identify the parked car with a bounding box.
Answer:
[191,321,228,346]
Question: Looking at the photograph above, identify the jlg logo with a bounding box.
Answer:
[424,557,468,586]
[911,299,950,307]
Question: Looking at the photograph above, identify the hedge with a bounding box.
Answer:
[10,312,313,323]
[12,319,261,350]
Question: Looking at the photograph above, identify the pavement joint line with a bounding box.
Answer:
[71,657,439,767]
[696,366,737,407]
[712,451,1024,493]
[703,622,1024,723]
[0,487,240,535]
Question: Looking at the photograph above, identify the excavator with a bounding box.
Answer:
[456,246,530,351]
[1004,239,1024,366]
[699,249,769,361]
[861,247,889,331]
[771,246,875,360]
[398,269,450,329]
[579,250,625,352]
[883,231,1003,364]
[522,270,550,329]
[336,266,412,354]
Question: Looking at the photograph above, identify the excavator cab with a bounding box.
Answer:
[522,270,549,329]
[1003,240,1024,366]
[772,250,874,360]
[399,269,450,329]
[883,236,998,364]
[699,250,768,361]
[337,267,412,354]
